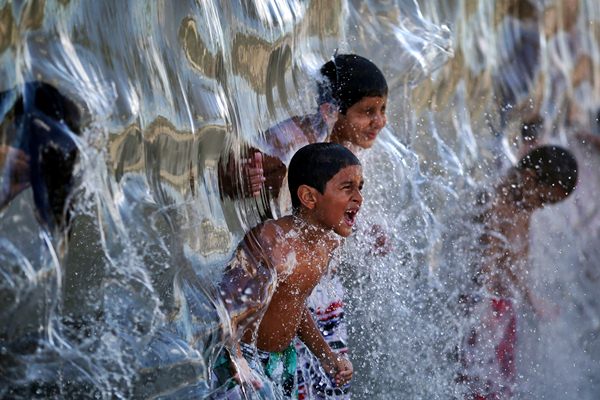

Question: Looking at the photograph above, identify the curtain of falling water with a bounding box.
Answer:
[0,0,598,399]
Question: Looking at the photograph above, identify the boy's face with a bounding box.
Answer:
[520,173,571,209]
[313,165,363,237]
[528,184,570,208]
[332,96,387,149]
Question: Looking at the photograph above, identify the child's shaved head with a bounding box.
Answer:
[288,143,360,209]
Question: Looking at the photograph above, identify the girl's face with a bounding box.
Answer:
[332,96,387,149]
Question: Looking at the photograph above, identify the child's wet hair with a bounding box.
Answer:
[288,142,360,209]
[318,54,388,114]
[521,115,543,143]
[517,145,578,195]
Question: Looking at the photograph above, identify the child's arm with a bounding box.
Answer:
[482,231,528,298]
[218,149,266,198]
[499,259,558,318]
[219,237,278,336]
[297,307,352,387]
[218,148,287,199]
[482,231,557,318]
[218,238,275,390]
[218,116,319,201]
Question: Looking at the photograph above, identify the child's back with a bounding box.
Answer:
[243,216,337,351]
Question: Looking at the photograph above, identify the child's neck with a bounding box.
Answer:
[497,172,540,213]
[291,213,339,251]
[328,134,364,156]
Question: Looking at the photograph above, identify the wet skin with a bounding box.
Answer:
[481,170,572,311]
[242,165,364,351]
[331,95,387,149]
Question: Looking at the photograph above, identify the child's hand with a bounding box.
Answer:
[222,150,265,198]
[322,353,353,387]
[243,151,265,197]
[332,355,353,387]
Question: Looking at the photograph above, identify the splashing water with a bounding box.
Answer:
[0,0,599,399]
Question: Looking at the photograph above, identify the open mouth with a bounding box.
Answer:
[365,131,378,140]
[344,208,359,227]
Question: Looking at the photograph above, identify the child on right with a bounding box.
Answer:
[215,142,363,398]
[460,145,578,399]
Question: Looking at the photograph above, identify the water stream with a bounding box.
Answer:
[0,1,599,399]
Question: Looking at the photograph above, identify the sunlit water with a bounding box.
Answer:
[0,1,599,399]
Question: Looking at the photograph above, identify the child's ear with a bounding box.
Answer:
[319,103,339,128]
[520,169,538,187]
[297,185,318,210]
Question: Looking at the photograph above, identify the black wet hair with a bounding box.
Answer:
[517,145,578,195]
[318,54,388,114]
[288,142,360,210]
[1,82,81,231]
[521,116,543,142]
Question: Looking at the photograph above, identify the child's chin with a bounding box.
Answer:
[361,140,375,149]
[335,226,353,237]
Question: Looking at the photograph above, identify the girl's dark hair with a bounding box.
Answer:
[288,143,360,209]
[517,145,578,195]
[318,54,388,114]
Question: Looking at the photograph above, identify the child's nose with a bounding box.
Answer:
[353,189,363,205]
[372,112,386,128]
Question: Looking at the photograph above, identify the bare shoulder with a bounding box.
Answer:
[251,217,299,275]
[244,216,293,249]
[264,115,316,154]
[268,116,310,136]
[249,218,288,244]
